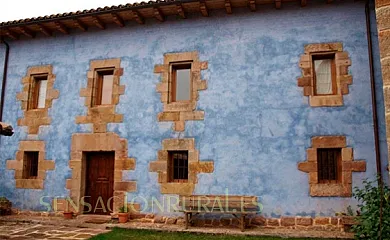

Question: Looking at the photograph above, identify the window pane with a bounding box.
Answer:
[23,151,39,179]
[101,74,113,105]
[317,148,340,183]
[169,151,188,182]
[37,80,47,108]
[314,59,332,95]
[175,69,191,101]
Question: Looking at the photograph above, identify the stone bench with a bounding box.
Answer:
[178,195,260,231]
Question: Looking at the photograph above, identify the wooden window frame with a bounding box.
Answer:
[311,53,337,96]
[28,74,48,110]
[168,150,189,183]
[169,62,193,103]
[22,151,39,179]
[92,68,115,107]
[317,148,342,184]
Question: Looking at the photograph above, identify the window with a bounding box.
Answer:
[298,43,352,107]
[312,54,336,95]
[317,148,341,184]
[28,75,48,109]
[149,138,214,195]
[23,151,39,179]
[298,136,366,197]
[93,69,114,106]
[168,151,188,182]
[155,52,207,131]
[170,63,192,102]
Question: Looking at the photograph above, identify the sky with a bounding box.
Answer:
[0,0,139,22]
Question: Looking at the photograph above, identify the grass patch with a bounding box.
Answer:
[90,228,335,240]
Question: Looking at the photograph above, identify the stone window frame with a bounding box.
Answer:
[76,59,125,133]
[6,141,55,189]
[154,51,208,131]
[16,65,59,134]
[64,132,138,214]
[298,136,366,197]
[297,43,352,107]
[149,138,214,195]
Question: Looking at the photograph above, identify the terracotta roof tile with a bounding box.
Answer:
[0,0,182,27]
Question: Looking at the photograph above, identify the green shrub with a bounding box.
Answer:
[352,178,390,239]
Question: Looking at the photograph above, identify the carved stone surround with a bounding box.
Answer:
[10,65,58,189]
[16,65,59,134]
[297,136,366,197]
[76,58,125,133]
[149,138,214,195]
[154,51,208,131]
[6,141,55,189]
[66,133,137,213]
[298,43,352,107]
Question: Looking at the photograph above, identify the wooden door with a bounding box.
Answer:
[84,152,114,215]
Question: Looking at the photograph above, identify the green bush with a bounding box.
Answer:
[352,178,390,239]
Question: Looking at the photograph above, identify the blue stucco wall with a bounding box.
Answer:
[0,0,387,217]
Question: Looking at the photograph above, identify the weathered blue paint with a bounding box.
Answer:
[0,1,387,217]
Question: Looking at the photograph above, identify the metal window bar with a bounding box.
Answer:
[172,151,188,182]
[317,148,340,183]
[24,151,38,179]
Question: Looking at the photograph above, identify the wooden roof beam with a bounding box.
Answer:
[225,0,232,14]
[73,19,87,32]
[301,0,307,7]
[131,10,145,24]
[37,24,51,36]
[154,8,165,22]
[55,21,69,34]
[92,16,105,30]
[248,0,256,12]
[200,1,209,17]
[176,4,186,19]
[17,27,34,38]
[111,13,125,27]
[4,30,18,40]
[275,0,282,9]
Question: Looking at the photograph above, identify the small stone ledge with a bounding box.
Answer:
[127,215,350,232]
[1,211,355,237]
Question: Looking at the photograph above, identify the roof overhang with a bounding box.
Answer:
[0,0,343,41]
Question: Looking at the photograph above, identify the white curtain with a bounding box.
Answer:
[314,59,332,95]
[37,80,48,108]
[101,75,114,105]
